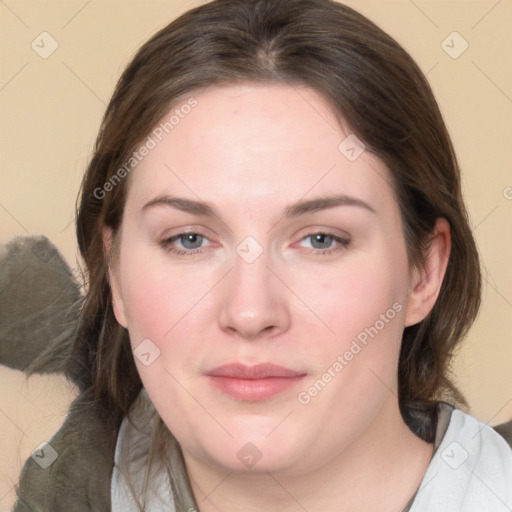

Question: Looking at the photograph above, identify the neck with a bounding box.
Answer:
[182,397,433,512]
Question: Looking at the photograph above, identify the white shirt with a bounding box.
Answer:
[111,388,174,511]
[408,408,512,511]
[112,389,512,511]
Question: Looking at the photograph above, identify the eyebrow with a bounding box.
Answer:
[141,193,376,219]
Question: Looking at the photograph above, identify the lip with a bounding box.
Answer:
[206,363,306,401]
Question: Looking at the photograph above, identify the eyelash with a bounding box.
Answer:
[159,231,350,257]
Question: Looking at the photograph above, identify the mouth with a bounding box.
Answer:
[206,363,306,401]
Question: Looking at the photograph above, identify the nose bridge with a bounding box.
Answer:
[218,243,289,339]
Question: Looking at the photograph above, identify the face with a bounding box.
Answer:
[108,83,428,475]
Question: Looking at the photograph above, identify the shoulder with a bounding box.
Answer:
[493,419,512,448]
[409,408,512,512]
[447,409,512,465]
[111,388,176,512]
[12,388,116,512]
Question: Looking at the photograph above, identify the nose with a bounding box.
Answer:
[217,249,291,341]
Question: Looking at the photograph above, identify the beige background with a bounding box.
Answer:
[1,0,511,509]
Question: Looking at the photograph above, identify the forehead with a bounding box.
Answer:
[124,83,395,218]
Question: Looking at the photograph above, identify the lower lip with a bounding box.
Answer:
[207,375,305,401]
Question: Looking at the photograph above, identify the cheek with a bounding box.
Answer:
[117,250,213,419]
[290,253,406,351]
[118,247,222,392]
[292,258,407,422]
[120,248,211,340]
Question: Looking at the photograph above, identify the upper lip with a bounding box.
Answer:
[207,363,305,379]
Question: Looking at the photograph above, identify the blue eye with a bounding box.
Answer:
[298,232,350,255]
[160,231,350,257]
[160,232,208,255]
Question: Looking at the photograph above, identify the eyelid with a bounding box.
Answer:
[164,230,210,243]
[160,226,214,242]
[295,224,351,239]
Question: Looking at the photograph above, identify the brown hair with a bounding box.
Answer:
[72,0,481,509]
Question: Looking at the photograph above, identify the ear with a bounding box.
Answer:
[103,227,128,328]
[404,218,451,327]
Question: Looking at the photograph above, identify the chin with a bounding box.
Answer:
[210,443,301,474]
[188,422,307,474]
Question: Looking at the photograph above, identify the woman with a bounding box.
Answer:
[14,0,512,510]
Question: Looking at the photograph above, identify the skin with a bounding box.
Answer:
[106,83,451,511]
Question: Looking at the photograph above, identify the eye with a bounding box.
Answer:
[160,231,210,256]
[159,230,350,257]
[297,232,350,256]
